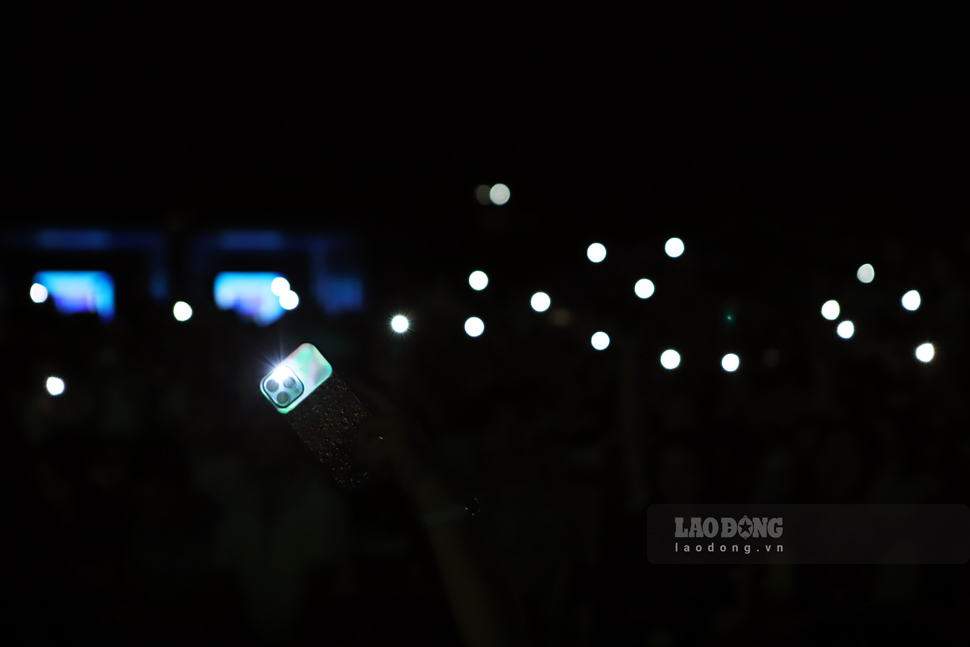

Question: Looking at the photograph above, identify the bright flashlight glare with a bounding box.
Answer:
[279,290,299,310]
[587,243,606,263]
[469,271,488,291]
[722,353,740,372]
[47,377,65,396]
[634,279,655,299]
[530,292,551,312]
[173,301,193,321]
[30,283,49,303]
[465,317,484,337]
[661,350,681,369]
[857,264,874,283]
[591,332,610,350]
[916,343,934,362]
[271,277,290,296]
[902,290,921,311]
[821,300,840,320]
[489,183,510,205]
[837,321,854,339]
[391,315,409,332]
[665,238,684,258]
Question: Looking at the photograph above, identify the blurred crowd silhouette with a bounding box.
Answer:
[3,233,969,647]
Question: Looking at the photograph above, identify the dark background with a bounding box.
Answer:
[4,14,969,646]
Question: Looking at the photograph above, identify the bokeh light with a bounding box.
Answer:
[837,321,854,338]
[916,343,934,362]
[46,377,65,396]
[661,350,681,369]
[902,290,921,311]
[587,243,606,263]
[489,183,510,205]
[857,264,874,283]
[531,292,551,312]
[634,279,655,299]
[474,185,491,205]
[821,300,840,320]
[469,271,488,291]
[591,332,610,350]
[665,238,684,258]
[279,290,299,310]
[173,301,193,321]
[721,353,740,372]
[271,277,290,296]
[465,317,484,337]
[30,283,49,303]
[391,315,409,333]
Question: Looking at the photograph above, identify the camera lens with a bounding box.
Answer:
[265,379,279,392]
[283,376,296,389]
[277,391,290,405]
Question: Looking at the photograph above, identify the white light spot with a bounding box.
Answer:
[30,283,49,303]
[837,321,854,339]
[465,317,484,337]
[489,183,510,206]
[591,332,610,350]
[857,264,875,283]
[587,243,606,263]
[279,290,299,310]
[821,300,840,320]
[173,301,193,321]
[271,277,290,296]
[530,292,551,312]
[469,271,488,291]
[721,353,740,372]
[902,290,921,311]
[634,279,655,299]
[661,349,680,369]
[916,343,934,362]
[46,377,65,396]
[391,315,409,333]
[665,238,684,258]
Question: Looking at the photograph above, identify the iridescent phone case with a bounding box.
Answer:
[260,343,373,489]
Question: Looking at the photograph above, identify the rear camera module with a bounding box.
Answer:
[277,391,290,405]
[283,376,296,389]
[265,379,279,392]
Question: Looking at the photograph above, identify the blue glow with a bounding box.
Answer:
[33,271,115,323]
[213,272,286,326]
[318,276,363,313]
[217,230,285,251]
[35,230,112,250]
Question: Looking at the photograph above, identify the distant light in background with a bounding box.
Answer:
[464,317,484,337]
[173,301,193,321]
[902,290,921,311]
[857,264,874,283]
[821,300,840,320]
[916,343,934,363]
[391,315,409,333]
[591,332,610,350]
[46,377,65,396]
[587,243,606,263]
[279,290,299,310]
[489,183,510,206]
[469,271,488,291]
[271,277,290,296]
[550,308,572,326]
[32,271,115,323]
[837,321,855,339]
[665,238,684,258]
[634,279,655,299]
[474,185,491,206]
[722,353,740,372]
[763,349,780,367]
[214,272,285,326]
[661,350,681,369]
[30,283,49,303]
[531,292,551,312]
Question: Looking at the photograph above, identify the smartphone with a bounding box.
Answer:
[260,343,374,489]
